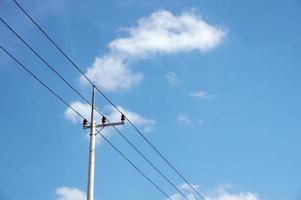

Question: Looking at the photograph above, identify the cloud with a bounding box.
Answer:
[109,10,226,57]
[189,90,210,99]
[64,101,154,140]
[177,114,204,126]
[166,72,180,86]
[177,114,192,125]
[54,184,261,200]
[55,187,85,200]
[168,183,261,200]
[80,55,143,92]
[64,101,95,123]
[82,9,226,91]
[206,185,260,200]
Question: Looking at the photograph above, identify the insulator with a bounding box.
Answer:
[83,119,88,127]
[102,116,107,124]
[121,114,125,122]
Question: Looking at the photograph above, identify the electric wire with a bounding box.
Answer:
[0,18,191,200]
[12,0,95,86]
[95,127,104,135]
[96,128,172,200]
[12,1,206,199]
[0,45,172,200]
[0,17,92,110]
[0,45,86,121]
[106,118,190,200]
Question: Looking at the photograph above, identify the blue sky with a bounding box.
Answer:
[0,0,301,200]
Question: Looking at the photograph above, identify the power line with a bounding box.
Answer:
[12,0,95,86]
[0,45,172,200]
[104,98,206,200]
[96,128,172,200]
[12,1,206,199]
[0,17,93,111]
[0,45,86,121]
[1,18,191,200]
[108,119,191,200]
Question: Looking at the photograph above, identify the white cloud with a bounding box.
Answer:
[82,9,226,91]
[168,183,261,200]
[80,55,143,92]
[177,114,192,125]
[177,114,204,126]
[206,185,260,200]
[189,90,210,99]
[64,101,154,140]
[64,101,94,123]
[166,72,180,86]
[110,10,226,57]
[55,187,85,200]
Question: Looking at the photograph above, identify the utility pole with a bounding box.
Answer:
[87,85,96,200]
[83,85,125,200]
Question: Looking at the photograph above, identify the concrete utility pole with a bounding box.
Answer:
[87,85,96,200]
[83,85,125,200]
